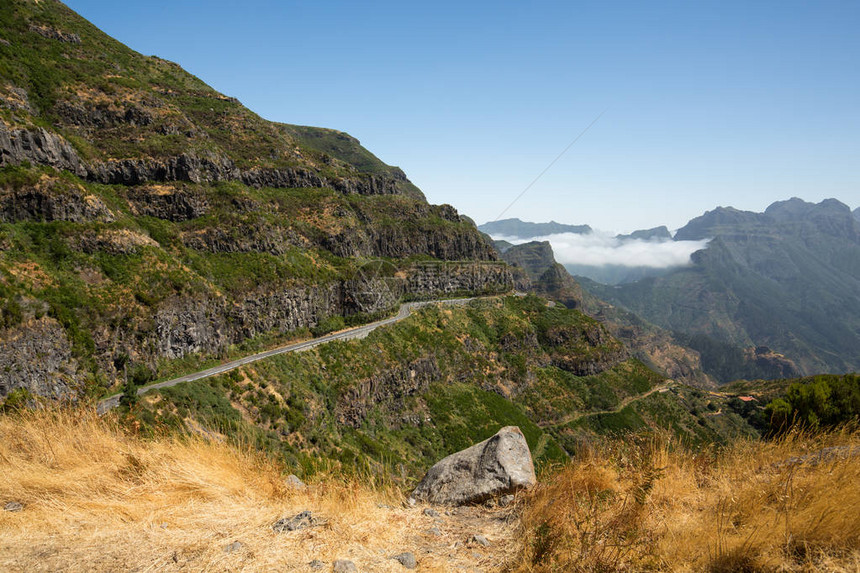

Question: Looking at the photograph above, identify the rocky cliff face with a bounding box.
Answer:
[0,124,410,198]
[0,185,113,223]
[0,125,88,178]
[0,317,77,399]
[336,356,440,428]
[51,262,513,389]
[151,264,513,362]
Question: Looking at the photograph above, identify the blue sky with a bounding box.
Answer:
[65,0,859,232]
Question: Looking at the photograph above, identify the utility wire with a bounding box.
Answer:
[493,108,607,222]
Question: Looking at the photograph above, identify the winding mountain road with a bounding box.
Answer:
[97,298,477,414]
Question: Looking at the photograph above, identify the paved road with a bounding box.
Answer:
[97,298,477,414]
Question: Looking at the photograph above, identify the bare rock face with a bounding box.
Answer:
[0,185,114,224]
[0,317,77,400]
[125,186,208,222]
[0,125,88,177]
[410,426,536,506]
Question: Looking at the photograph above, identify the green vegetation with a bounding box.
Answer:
[0,0,423,186]
[0,0,501,403]
[0,167,496,394]
[121,297,759,480]
[764,374,860,432]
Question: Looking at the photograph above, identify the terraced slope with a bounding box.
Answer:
[0,0,505,401]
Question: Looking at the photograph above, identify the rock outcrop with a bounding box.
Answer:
[125,186,209,222]
[409,426,536,506]
[0,125,413,198]
[0,317,77,399]
[0,125,88,177]
[336,356,440,428]
[29,24,81,44]
[0,185,114,223]
[153,283,347,360]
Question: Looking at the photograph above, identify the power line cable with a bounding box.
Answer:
[493,108,607,222]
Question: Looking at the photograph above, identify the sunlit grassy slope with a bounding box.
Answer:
[514,428,860,573]
[0,407,516,572]
[2,408,857,572]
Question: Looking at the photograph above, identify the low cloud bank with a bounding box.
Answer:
[494,231,710,269]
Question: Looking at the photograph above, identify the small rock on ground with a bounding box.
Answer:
[392,552,417,569]
[308,559,325,570]
[223,541,242,553]
[273,510,315,532]
[333,559,357,572]
[423,508,439,518]
[472,534,490,547]
[427,526,442,536]
[3,501,23,512]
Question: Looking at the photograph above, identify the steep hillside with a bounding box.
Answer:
[0,0,504,401]
[586,198,860,377]
[497,240,716,388]
[112,297,755,479]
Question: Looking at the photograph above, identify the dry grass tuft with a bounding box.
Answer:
[512,429,860,572]
[0,407,515,572]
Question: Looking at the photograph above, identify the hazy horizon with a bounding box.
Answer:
[482,196,859,235]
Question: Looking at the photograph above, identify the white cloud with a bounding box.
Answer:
[493,231,710,269]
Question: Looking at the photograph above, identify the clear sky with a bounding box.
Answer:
[64,0,859,233]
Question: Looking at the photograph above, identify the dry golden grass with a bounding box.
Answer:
[6,407,856,572]
[0,408,516,572]
[512,429,860,572]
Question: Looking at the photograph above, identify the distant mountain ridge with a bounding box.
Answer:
[478,218,591,238]
[616,226,672,241]
[585,198,860,377]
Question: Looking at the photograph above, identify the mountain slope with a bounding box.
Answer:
[0,0,505,401]
[0,0,422,197]
[124,296,755,478]
[586,198,860,376]
[496,240,715,387]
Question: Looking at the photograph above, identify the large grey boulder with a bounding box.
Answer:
[409,426,536,506]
